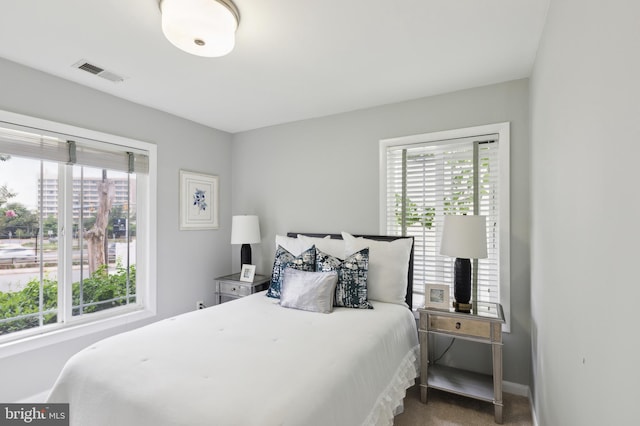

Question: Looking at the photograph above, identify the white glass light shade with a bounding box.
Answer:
[440,215,488,259]
[160,0,239,57]
[231,215,261,244]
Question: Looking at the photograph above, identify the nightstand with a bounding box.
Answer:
[214,273,270,304]
[418,302,505,424]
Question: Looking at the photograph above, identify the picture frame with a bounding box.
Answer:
[239,264,256,282]
[424,283,450,309]
[179,170,219,230]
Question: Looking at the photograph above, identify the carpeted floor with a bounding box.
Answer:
[394,384,533,426]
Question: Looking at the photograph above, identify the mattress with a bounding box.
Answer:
[47,291,419,426]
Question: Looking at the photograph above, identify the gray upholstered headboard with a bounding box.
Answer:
[287,233,415,308]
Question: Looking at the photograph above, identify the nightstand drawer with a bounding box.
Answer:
[219,281,250,297]
[214,273,271,305]
[429,315,490,339]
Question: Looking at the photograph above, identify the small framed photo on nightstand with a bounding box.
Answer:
[424,284,450,309]
[240,264,256,282]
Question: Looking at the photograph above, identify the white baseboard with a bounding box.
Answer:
[503,381,537,426]
[528,387,539,426]
[503,380,528,397]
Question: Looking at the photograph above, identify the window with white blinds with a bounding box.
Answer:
[0,109,157,350]
[380,123,510,328]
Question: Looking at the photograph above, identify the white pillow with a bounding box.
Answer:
[279,268,338,314]
[275,234,313,256]
[297,234,346,259]
[341,232,413,306]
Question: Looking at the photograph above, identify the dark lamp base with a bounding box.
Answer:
[453,301,472,313]
[240,244,252,272]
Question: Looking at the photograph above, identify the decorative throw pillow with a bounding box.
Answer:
[266,245,316,299]
[316,248,373,309]
[297,234,346,259]
[341,232,413,306]
[274,234,313,256]
[279,268,338,314]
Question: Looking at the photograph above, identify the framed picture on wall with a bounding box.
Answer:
[179,170,219,230]
[424,283,450,309]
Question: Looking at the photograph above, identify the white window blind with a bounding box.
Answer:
[0,121,149,174]
[382,129,508,321]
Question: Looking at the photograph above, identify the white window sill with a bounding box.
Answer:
[0,307,156,359]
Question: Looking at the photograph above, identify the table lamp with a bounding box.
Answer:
[231,215,261,272]
[439,214,487,312]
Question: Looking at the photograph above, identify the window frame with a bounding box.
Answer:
[0,109,157,358]
[379,122,510,331]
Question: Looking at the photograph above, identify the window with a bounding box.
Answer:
[0,110,156,350]
[380,123,510,329]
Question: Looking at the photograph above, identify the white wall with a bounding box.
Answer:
[530,1,640,424]
[0,57,233,401]
[232,79,532,386]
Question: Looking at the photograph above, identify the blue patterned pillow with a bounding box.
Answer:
[266,245,316,299]
[316,248,372,309]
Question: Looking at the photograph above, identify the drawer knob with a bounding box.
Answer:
[455,322,461,329]
[232,287,236,291]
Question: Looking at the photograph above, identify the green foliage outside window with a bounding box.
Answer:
[394,193,435,229]
[0,203,39,238]
[0,263,136,335]
[394,155,493,230]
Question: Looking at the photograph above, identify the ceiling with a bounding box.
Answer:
[0,0,549,134]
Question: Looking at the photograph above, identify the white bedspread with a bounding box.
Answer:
[48,292,419,426]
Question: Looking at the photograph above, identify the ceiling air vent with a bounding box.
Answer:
[72,60,125,83]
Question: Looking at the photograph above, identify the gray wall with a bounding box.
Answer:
[0,57,233,401]
[232,79,531,387]
[530,1,640,424]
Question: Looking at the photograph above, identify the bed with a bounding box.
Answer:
[47,233,419,426]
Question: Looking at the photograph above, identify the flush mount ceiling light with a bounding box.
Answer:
[160,0,240,57]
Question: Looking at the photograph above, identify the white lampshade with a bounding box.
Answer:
[160,0,239,58]
[440,215,488,259]
[231,215,261,245]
